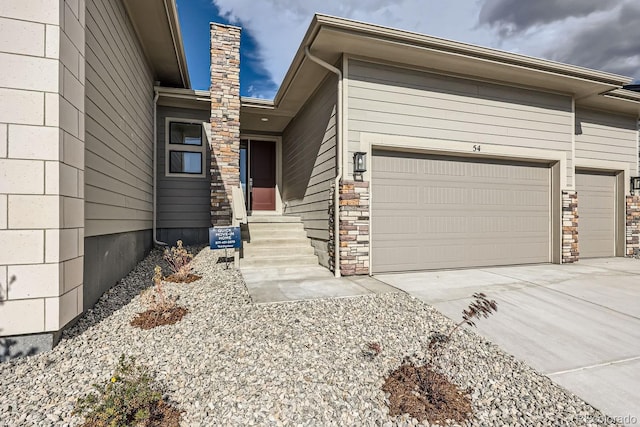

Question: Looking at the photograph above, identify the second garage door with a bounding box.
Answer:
[372,151,551,273]
[575,171,616,258]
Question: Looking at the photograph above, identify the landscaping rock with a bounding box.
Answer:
[0,248,621,426]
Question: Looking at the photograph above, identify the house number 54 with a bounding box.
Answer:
[473,145,481,152]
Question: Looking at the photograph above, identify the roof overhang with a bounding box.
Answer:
[123,0,190,88]
[578,89,640,116]
[156,87,209,109]
[240,97,297,133]
[248,14,636,133]
[155,89,295,133]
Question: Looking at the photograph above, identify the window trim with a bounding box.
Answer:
[164,118,206,178]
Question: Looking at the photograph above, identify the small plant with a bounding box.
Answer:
[429,292,498,351]
[383,293,498,423]
[447,292,498,339]
[144,266,177,311]
[73,355,180,426]
[163,240,198,282]
[130,266,187,330]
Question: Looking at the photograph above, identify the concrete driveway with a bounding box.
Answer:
[376,258,640,425]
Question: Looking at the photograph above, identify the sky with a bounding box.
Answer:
[175,0,640,99]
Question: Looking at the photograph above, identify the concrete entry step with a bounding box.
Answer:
[242,237,314,247]
[240,254,319,268]
[240,215,319,270]
[247,215,302,223]
[242,245,315,258]
[247,228,308,239]
[246,222,305,231]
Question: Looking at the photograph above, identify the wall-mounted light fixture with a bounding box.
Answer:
[632,177,640,194]
[353,152,367,181]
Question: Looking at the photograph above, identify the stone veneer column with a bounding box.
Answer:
[210,23,241,227]
[562,190,579,263]
[329,181,370,275]
[626,195,640,256]
[0,0,85,345]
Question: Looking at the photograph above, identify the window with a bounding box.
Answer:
[165,120,206,177]
[169,151,202,174]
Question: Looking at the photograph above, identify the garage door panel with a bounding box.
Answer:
[374,240,550,271]
[372,151,551,273]
[575,171,615,258]
[375,216,420,235]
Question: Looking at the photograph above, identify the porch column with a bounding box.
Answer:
[210,23,241,227]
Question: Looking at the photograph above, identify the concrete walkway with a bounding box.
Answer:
[241,265,398,304]
[377,258,640,425]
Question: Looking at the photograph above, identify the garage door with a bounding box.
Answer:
[372,151,551,273]
[575,171,616,258]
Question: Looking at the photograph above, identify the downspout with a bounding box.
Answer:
[304,46,342,278]
[153,88,168,246]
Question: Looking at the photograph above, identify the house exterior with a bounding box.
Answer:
[207,15,640,274]
[1,5,639,355]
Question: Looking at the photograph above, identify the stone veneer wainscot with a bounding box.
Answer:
[626,195,640,256]
[329,181,370,275]
[562,190,579,263]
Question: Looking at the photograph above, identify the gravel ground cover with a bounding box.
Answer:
[0,248,620,426]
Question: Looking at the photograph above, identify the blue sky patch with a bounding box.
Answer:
[175,0,278,98]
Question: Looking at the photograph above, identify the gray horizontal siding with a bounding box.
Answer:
[85,0,154,237]
[347,60,574,184]
[157,106,211,229]
[283,75,337,244]
[575,108,638,175]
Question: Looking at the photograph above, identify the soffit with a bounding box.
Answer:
[240,98,294,133]
[578,90,640,116]
[157,87,210,110]
[122,0,190,88]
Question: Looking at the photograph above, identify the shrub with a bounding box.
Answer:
[383,293,499,424]
[163,240,194,282]
[131,266,187,330]
[73,355,180,426]
[429,292,498,351]
[142,266,177,311]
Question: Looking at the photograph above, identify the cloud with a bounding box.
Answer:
[212,0,492,95]
[545,2,640,78]
[478,0,617,37]
[479,0,640,80]
[212,0,639,98]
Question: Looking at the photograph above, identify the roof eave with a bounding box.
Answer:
[272,14,634,118]
[165,0,191,88]
[122,0,190,88]
[313,14,632,87]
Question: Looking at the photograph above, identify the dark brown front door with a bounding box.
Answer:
[250,141,276,211]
